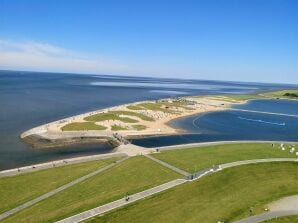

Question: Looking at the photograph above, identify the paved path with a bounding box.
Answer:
[0,153,126,177]
[144,154,190,176]
[157,140,297,151]
[220,158,297,169]
[56,179,187,223]
[0,157,129,221]
[55,158,298,223]
[233,210,298,223]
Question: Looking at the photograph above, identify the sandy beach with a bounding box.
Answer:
[21,95,242,148]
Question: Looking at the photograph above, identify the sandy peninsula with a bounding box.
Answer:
[21,95,242,149]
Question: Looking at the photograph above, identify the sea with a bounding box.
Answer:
[1,70,298,170]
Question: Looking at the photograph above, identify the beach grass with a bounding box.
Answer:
[61,122,107,131]
[132,124,147,130]
[3,156,181,223]
[126,105,143,110]
[85,162,298,223]
[109,110,154,121]
[84,113,139,123]
[262,89,298,100]
[152,143,296,173]
[0,157,121,214]
[111,125,129,131]
[137,102,180,114]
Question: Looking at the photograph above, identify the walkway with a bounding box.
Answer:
[234,195,298,223]
[233,210,298,223]
[144,154,190,176]
[56,179,187,223]
[55,158,298,223]
[0,153,126,177]
[0,157,129,221]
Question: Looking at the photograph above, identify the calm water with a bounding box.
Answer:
[132,100,298,147]
[0,70,297,170]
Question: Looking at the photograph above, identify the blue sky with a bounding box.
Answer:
[0,0,297,84]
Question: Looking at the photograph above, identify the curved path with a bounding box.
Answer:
[233,210,298,223]
[55,158,298,223]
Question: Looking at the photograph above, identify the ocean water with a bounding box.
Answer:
[0,70,297,170]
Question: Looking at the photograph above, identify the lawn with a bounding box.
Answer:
[262,216,298,222]
[109,110,154,121]
[0,157,120,214]
[3,156,181,223]
[61,122,107,131]
[152,143,296,173]
[84,113,138,123]
[86,162,298,223]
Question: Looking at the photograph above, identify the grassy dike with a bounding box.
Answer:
[152,143,296,173]
[0,157,121,214]
[2,156,181,223]
[85,162,298,223]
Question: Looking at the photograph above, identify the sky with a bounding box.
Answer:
[0,0,297,84]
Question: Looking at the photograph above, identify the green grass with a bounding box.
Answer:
[126,105,143,110]
[262,89,298,100]
[132,125,147,131]
[3,156,181,223]
[111,125,129,131]
[137,102,180,114]
[85,162,298,223]
[262,216,298,222]
[152,143,296,173]
[61,122,107,131]
[0,157,121,214]
[109,110,154,121]
[84,113,139,123]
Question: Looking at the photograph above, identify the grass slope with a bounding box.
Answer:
[3,156,181,223]
[86,162,298,223]
[0,157,120,214]
[152,143,296,173]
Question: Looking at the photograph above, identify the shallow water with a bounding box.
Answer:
[0,70,297,170]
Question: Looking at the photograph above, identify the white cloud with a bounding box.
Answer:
[0,39,203,78]
[0,39,133,74]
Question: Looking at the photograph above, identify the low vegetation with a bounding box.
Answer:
[262,89,298,99]
[132,125,147,131]
[152,143,296,172]
[3,156,181,223]
[86,162,298,223]
[61,122,107,131]
[84,113,139,123]
[111,125,129,131]
[109,110,154,121]
[0,157,121,214]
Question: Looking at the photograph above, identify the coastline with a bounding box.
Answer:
[21,95,239,149]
